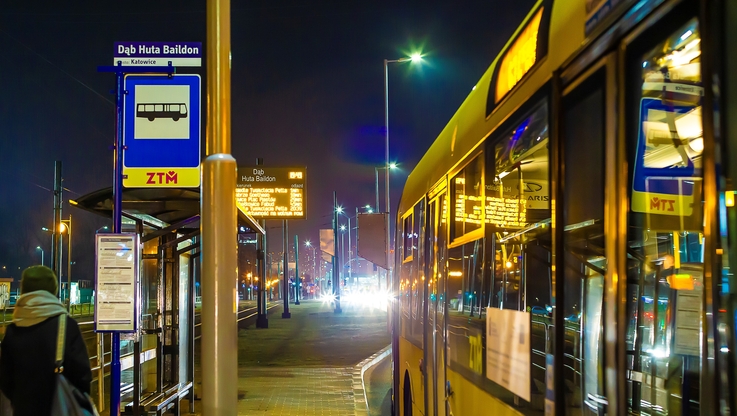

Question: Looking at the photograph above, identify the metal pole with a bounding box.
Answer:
[257,243,262,315]
[52,161,62,281]
[282,221,291,317]
[347,217,352,285]
[333,192,342,313]
[383,60,392,301]
[203,0,238,413]
[294,235,300,305]
[255,158,268,328]
[375,167,380,213]
[108,65,125,416]
[97,333,105,411]
[256,218,268,328]
[355,207,359,287]
[67,215,72,310]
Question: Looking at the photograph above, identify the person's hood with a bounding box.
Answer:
[12,291,68,327]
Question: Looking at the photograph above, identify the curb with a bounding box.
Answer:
[353,344,392,416]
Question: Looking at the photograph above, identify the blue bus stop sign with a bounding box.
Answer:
[122,74,201,188]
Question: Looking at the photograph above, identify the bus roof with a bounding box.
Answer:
[397,0,585,214]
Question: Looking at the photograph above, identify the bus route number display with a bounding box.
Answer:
[236,167,306,219]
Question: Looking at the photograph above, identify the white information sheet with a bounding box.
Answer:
[486,307,531,402]
[95,234,138,332]
[674,286,702,356]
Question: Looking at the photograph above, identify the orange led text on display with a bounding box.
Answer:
[495,8,544,103]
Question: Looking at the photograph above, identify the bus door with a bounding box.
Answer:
[624,15,705,415]
[560,53,611,415]
[425,191,447,416]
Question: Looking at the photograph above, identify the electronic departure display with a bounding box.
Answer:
[236,167,306,219]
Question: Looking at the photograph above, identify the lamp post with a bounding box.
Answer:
[374,164,397,214]
[337,207,356,286]
[305,240,317,297]
[36,246,44,266]
[339,224,346,286]
[384,53,421,297]
[60,216,72,309]
[332,192,342,313]
[42,221,71,304]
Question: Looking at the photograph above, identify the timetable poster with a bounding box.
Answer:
[486,307,531,402]
[95,234,139,332]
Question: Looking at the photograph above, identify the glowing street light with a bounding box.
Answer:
[36,246,44,266]
[374,163,398,213]
[304,240,318,296]
[382,50,423,312]
[42,216,73,304]
[60,217,72,309]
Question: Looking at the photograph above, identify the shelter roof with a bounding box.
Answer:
[70,187,264,234]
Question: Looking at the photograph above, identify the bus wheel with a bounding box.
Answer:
[403,371,412,416]
[148,117,155,121]
[173,117,179,121]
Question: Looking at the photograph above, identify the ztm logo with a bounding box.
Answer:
[146,171,178,185]
[650,197,675,212]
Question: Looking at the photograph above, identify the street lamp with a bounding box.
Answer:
[304,240,318,296]
[59,216,72,309]
[339,223,346,262]
[337,207,359,286]
[36,246,44,266]
[374,163,398,213]
[384,53,422,296]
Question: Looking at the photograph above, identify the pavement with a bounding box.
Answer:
[187,299,391,415]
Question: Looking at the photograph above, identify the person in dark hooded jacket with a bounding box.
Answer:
[0,265,92,415]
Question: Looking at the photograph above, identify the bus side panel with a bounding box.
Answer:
[399,336,426,416]
[445,368,524,416]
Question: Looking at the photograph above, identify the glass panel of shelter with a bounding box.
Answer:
[626,17,704,415]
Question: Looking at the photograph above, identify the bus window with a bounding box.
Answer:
[403,214,413,261]
[447,240,484,317]
[446,239,486,380]
[398,219,412,339]
[626,17,703,415]
[563,69,607,414]
[451,155,484,242]
[412,201,425,345]
[479,100,551,412]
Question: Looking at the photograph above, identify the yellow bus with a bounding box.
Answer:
[392,0,737,414]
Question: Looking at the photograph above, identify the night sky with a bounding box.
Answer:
[0,0,535,282]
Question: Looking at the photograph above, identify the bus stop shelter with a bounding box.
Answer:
[71,186,263,416]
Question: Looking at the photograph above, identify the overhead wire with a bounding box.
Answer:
[0,28,114,107]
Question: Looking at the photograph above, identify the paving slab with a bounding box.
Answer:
[187,299,390,415]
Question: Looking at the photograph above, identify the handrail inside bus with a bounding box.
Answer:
[498,218,551,243]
